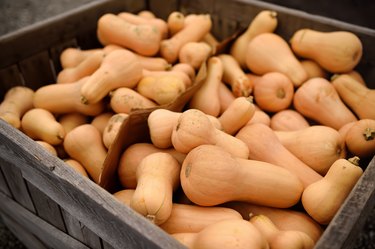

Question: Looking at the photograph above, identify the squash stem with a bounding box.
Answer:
[363,128,375,141]
[348,156,360,166]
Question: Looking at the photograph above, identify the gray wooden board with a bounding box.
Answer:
[0,191,89,249]
[0,212,48,249]
[0,161,11,197]
[61,209,103,249]
[27,181,67,232]
[0,119,186,249]
[48,38,79,76]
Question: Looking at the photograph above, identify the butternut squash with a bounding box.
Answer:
[181,144,303,207]
[109,87,157,114]
[137,10,156,19]
[58,112,88,134]
[253,72,294,112]
[160,14,212,63]
[167,11,185,36]
[0,86,34,129]
[136,75,186,105]
[236,123,323,188]
[246,107,271,126]
[345,119,375,158]
[250,214,315,249]
[346,70,366,85]
[90,112,114,135]
[142,69,192,88]
[224,201,323,242]
[300,59,328,79]
[21,108,65,145]
[270,109,309,131]
[33,78,105,116]
[189,57,222,116]
[97,13,162,56]
[230,10,278,68]
[331,74,375,120]
[293,77,358,130]
[171,63,196,82]
[59,47,102,69]
[218,96,255,135]
[290,29,362,73]
[35,141,58,156]
[302,157,363,224]
[64,158,89,178]
[245,33,307,87]
[102,113,129,149]
[130,152,180,225]
[80,49,143,104]
[219,54,253,97]
[179,42,212,69]
[218,82,236,114]
[113,189,135,206]
[172,219,269,249]
[118,143,186,188]
[172,109,249,158]
[56,51,104,84]
[63,124,107,183]
[274,125,346,175]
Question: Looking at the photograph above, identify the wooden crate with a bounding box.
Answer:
[0,0,374,248]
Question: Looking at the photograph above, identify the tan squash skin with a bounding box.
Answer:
[245,33,308,87]
[172,109,249,158]
[290,29,362,73]
[109,87,157,114]
[58,112,88,134]
[142,69,192,88]
[189,57,223,117]
[130,152,181,225]
[33,78,105,116]
[118,143,186,189]
[219,54,253,97]
[117,11,168,39]
[113,189,135,206]
[56,51,104,84]
[293,77,358,130]
[63,124,107,183]
[346,70,366,85]
[102,113,129,149]
[250,215,315,249]
[91,112,114,135]
[160,14,212,63]
[224,201,323,242]
[345,119,375,158]
[331,74,375,120]
[148,109,221,149]
[172,219,269,249]
[302,157,363,224]
[64,159,89,178]
[137,75,186,105]
[21,108,65,145]
[179,42,212,70]
[230,10,278,69]
[80,49,143,105]
[35,141,58,156]
[253,72,294,112]
[171,63,196,83]
[97,13,162,56]
[167,11,185,36]
[270,109,310,131]
[246,108,271,126]
[300,60,328,79]
[218,82,236,114]
[181,144,303,207]
[274,125,346,175]
[137,10,156,19]
[0,86,34,129]
[59,47,102,69]
[218,96,255,135]
[236,123,323,188]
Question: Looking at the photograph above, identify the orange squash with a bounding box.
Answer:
[167,11,185,36]
[58,112,88,134]
[181,144,303,207]
[246,107,271,126]
[35,141,58,156]
[102,113,129,149]
[300,60,328,79]
[59,47,102,69]
[64,159,89,178]
[179,42,212,70]
[218,82,236,114]
[270,109,309,131]
[293,77,358,130]
[345,119,375,158]
[90,112,114,135]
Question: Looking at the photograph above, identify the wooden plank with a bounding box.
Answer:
[0,65,25,100]
[18,51,56,90]
[27,181,67,232]
[0,191,89,249]
[0,213,48,249]
[102,240,115,249]
[61,209,102,249]
[0,162,12,197]
[49,38,78,76]
[0,157,36,214]
[0,119,185,249]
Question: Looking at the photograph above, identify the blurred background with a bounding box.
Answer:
[0,0,374,248]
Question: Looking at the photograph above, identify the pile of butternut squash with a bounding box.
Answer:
[0,8,374,249]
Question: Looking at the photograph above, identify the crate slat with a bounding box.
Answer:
[61,209,103,249]
[0,162,11,197]
[48,38,79,77]
[27,182,67,232]
[0,212,48,249]
[0,65,25,100]
[0,191,89,249]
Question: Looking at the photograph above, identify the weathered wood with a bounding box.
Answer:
[0,65,25,100]
[0,191,90,249]
[48,38,78,77]
[0,162,11,197]
[61,209,102,248]
[0,213,48,249]
[0,157,36,213]
[27,181,67,232]
[0,119,186,249]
